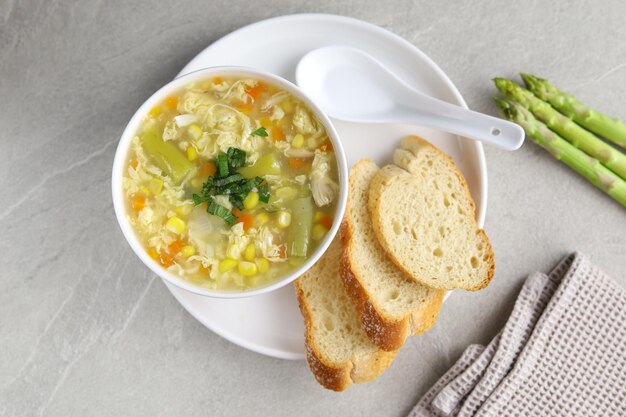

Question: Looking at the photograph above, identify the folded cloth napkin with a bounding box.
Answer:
[409,253,626,417]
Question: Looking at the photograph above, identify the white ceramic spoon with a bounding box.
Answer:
[296,46,524,150]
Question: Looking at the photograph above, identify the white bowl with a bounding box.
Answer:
[112,66,348,299]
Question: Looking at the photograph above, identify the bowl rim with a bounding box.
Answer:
[111,66,348,299]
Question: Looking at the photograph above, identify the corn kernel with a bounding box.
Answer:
[256,212,270,226]
[139,186,150,196]
[313,223,327,241]
[149,106,161,117]
[147,247,159,260]
[314,211,324,222]
[166,216,186,234]
[181,245,196,258]
[238,261,258,277]
[282,100,293,113]
[255,258,270,274]
[187,146,197,161]
[277,211,291,228]
[175,204,191,216]
[244,243,256,261]
[188,124,202,140]
[292,134,304,148]
[219,258,238,272]
[243,192,259,210]
[227,244,241,260]
[148,178,163,195]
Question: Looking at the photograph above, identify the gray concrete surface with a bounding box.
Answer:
[1,1,625,416]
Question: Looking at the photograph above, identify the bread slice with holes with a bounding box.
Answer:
[369,136,494,291]
[341,159,445,351]
[294,237,397,391]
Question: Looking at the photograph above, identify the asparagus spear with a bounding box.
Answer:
[494,78,626,182]
[493,96,626,208]
[521,73,626,150]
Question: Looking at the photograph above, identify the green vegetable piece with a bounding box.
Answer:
[494,96,626,208]
[192,193,213,206]
[207,200,237,225]
[227,147,247,168]
[229,194,244,210]
[521,73,626,151]
[258,180,270,203]
[250,127,268,137]
[217,154,229,178]
[241,177,263,194]
[494,78,626,181]
[214,173,244,187]
[286,196,314,257]
[141,130,195,184]
[238,153,281,178]
[201,176,214,195]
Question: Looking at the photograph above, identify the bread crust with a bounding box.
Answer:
[368,136,495,291]
[340,159,445,351]
[340,220,410,351]
[294,266,397,392]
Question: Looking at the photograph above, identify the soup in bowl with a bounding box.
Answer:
[112,67,348,298]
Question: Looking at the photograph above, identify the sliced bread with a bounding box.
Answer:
[294,237,397,391]
[368,136,494,291]
[341,159,445,351]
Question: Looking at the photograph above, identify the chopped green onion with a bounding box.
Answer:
[192,194,213,206]
[217,154,229,177]
[258,181,270,203]
[201,177,214,195]
[250,127,268,137]
[214,173,244,187]
[227,147,247,168]
[207,201,237,225]
[241,177,263,195]
[229,194,244,210]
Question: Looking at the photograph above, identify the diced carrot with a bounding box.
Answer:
[159,250,174,268]
[132,195,145,212]
[147,247,159,260]
[278,245,287,258]
[319,139,333,152]
[271,126,285,141]
[168,239,186,256]
[320,214,334,230]
[260,117,272,128]
[202,161,216,176]
[246,82,265,100]
[236,215,255,230]
[165,96,178,109]
[128,159,138,170]
[232,207,244,217]
[199,265,210,275]
[288,157,308,169]
[213,76,223,85]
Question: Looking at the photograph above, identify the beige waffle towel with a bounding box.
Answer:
[410,253,626,417]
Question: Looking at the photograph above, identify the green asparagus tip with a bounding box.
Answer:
[493,77,511,94]
[520,73,540,88]
[492,96,516,119]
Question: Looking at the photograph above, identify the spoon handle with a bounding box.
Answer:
[398,90,525,150]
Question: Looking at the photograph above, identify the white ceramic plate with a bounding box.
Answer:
[164,14,487,360]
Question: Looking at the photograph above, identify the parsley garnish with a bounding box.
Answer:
[250,127,268,137]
